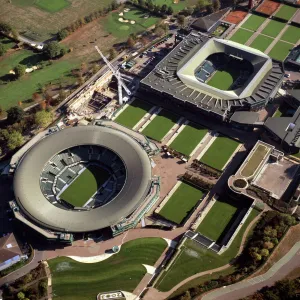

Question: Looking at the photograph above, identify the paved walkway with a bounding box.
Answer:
[201,241,300,300]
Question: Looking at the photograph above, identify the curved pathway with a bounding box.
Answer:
[143,211,262,300]
[201,241,300,300]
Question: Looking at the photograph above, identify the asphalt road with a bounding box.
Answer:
[201,241,300,300]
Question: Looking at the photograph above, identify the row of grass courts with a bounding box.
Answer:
[229,13,299,61]
[196,196,249,242]
[59,165,110,207]
[114,99,153,128]
[156,208,260,291]
[142,109,179,142]
[158,182,204,225]
[199,136,240,171]
[49,238,167,300]
[169,123,208,156]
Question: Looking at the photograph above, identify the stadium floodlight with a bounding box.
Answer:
[95,46,131,105]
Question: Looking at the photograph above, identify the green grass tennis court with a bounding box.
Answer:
[268,40,292,61]
[142,109,179,141]
[196,198,240,241]
[114,100,153,128]
[60,165,109,207]
[156,209,260,291]
[35,0,70,12]
[169,123,208,156]
[261,20,285,38]
[250,35,274,52]
[274,5,297,21]
[241,14,266,31]
[199,136,240,170]
[207,70,236,90]
[229,28,253,44]
[280,26,300,44]
[159,182,204,224]
[49,238,167,300]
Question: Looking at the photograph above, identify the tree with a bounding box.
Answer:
[260,249,269,257]
[32,93,43,103]
[206,4,214,14]
[213,0,220,12]
[263,241,274,249]
[109,48,117,59]
[167,6,174,15]
[44,41,67,59]
[138,0,145,6]
[250,252,262,261]
[0,22,12,34]
[35,110,53,128]
[6,106,24,124]
[111,0,118,10]
[57,29,69,41]
[155,26,165,37]
[17,292,25,300]
[14,64,26,79]
[0,44,6,56]
[0,105,3,117]
[161,4,168,13]
[177,15,186,28]
[127,37,135,48]
[7,131,24,150]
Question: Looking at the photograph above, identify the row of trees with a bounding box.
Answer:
[57,0,120,41]
[173,211,297,300]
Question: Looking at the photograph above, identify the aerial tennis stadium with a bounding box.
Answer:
[139,33,284,123]
[11,123,160,242]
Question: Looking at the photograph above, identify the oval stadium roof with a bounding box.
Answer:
[13,125,152,232]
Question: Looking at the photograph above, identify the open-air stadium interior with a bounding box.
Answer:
[140,32,284,121]
[13,125,155,233]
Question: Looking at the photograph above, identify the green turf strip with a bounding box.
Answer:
[196,198,239,240]
[261,20,285,38]
[115,100,152,128]
[49,238,167,300]
[60,165,109,207]
[159,182,204,224]
[35,0,70,12]
[275,5,297,21]
[156,209,260,291]
[200,136,240,170]
[268,40,292,61]
[170,124,208,156]
[241,14,266,31]
[241,145,269,177]
[250,35,274,52]
[229,28,253,44]
[280,26,300,44]
[142,109,179,141]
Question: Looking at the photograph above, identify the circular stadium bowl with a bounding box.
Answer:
[14,125,152,232]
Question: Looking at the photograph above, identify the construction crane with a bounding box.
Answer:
[95,46,131,105]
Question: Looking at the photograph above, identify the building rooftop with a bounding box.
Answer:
[0,234,22,264]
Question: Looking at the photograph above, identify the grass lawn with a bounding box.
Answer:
[103,7,160,39]
[0,55,76,109]
[196,198,239,241]
[199,136,240,170]
[114,100,153,128]
[241,144,269,177]
[60,165,110,207]
[35,0,70,12]
[207,70,235,90]
[275,5,297,21]
[170,124,208,156]
[49,238,167,300]
[229,28,253,44]
[261,20,286,38]
[159,182,204,224]
[249,35,274,52]
[156,209,260,291]
[268,40,292,61]
[142,109,179,142]
[280,26,300,44]
[241,14,266,31]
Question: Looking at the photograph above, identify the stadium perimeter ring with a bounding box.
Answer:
[13,125,152,232]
